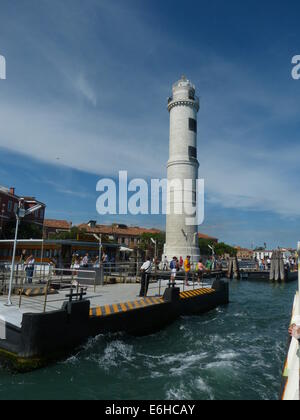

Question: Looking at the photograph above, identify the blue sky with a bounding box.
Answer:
[0,0,300,248]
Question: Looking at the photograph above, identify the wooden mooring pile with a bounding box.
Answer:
[269,250,286,282]
[227,257,240,280]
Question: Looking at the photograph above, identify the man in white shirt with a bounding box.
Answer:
[163,256,169,271]
[139,257,152,297]
[25,255,35,284]
[82,254,89,268]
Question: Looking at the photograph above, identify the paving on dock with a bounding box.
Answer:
[0,280,214,328]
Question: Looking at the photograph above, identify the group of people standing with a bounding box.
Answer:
[169,256,206,286]
[70,252,110,272]
[139,255,211,298]
[256,256,296,272]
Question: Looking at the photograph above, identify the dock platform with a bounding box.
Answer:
[0,275,229,371]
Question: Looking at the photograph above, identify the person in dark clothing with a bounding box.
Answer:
[25,255,35,284]
[139,258,152,297]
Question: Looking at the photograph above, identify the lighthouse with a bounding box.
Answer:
[164,76,200,263]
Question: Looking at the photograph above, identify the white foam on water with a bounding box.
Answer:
[82,334,105,351]
[97,340,135,370]
[205,360,235,370]
[166,385,192,401]
[164,351,208,367]
[208,334,228,345]
[63,355,80,365]
[218,351,240,361]
[150,371,164,379]
[167,352,209,377]
[194,377,214,400]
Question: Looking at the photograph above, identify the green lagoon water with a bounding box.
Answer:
[0,280,296,400]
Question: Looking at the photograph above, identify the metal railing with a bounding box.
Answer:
[0,261,223,314]
[141,269,221,298]
[102,261,141,283]
[0,265,98,313]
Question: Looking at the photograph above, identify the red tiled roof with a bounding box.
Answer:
[44,219,72,229]
[78,224,161,237]
[198,232,218,241]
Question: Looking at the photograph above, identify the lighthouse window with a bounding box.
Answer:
[189,146,197,159]
[188,90,195,100]
[189,118,197,133]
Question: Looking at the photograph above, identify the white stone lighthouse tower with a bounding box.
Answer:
[164,76,200,263]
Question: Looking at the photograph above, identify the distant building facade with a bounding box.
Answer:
[253,248,296,261]
[235,247,254,260]
[78,222,161,249]
[43,219,72,239]
[0,185,45,236]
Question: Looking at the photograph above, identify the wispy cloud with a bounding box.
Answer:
[40,179,95,199]
[74,74,97,106]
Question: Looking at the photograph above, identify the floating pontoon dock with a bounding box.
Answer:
[0,267,229,371]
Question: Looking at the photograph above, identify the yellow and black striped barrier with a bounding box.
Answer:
[180,288,215,300]
[90,296,164,318]
[90,288,216,317]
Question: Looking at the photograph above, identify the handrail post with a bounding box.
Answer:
[158,277,162,297]
[18,268,24,308]
[43,279,50,313]
[18,288,23,308]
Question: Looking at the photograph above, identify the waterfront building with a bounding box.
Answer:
[235,247,254,260]
[43,219,72,239]
[0,185,45,236]
[77,222,161,249]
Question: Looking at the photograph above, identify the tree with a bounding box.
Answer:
[3,220,43,240]
[214,242,237,257]
[50,226,85,240]
[139,232,166,258]
[198,238,237,257]
[198,238,217,256]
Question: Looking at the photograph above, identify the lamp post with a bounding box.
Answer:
[150,238,157,261]
[93,234,102,266]
[0,203,5,239]
[6,200,43,306]
[208,244,215,269]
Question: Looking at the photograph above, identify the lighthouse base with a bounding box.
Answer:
[163,245,200,265]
